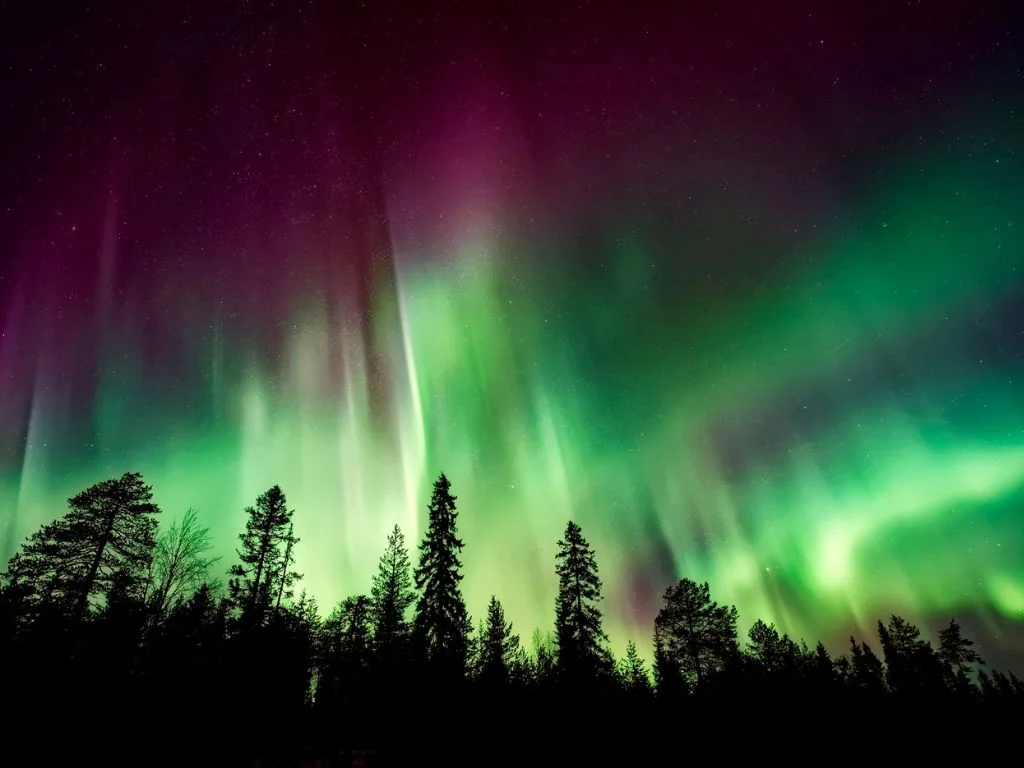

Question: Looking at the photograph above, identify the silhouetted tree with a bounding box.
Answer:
[848,636,886,696]
[274,523,298,610]
[746,619,801,674]
[877,615,944,697]
[3,472,160,620]
[653,578,738,687]
[619,640,653,695]
[412,473,471,675]
[937,618,978,692]
[531,628,557,687]
[227,485,300,625]
[654,642,688,699]
[370,523,415,662]
[147,508,219,622]
[554,520,611,685]
[809,641,838,691]
[477,595,521,687]
[317,596,372,704]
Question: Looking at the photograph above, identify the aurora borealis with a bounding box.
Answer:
[2,1,1024,666]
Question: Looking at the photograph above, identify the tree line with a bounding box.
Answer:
[1,471,1021,766]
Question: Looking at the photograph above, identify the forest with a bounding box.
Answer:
[1,471,1021,767]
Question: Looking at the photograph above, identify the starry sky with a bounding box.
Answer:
[2,0,1024,666]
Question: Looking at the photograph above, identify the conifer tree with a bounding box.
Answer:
[554,520,611,683]
[938,618,983,678]
[848,636,885,695]
[3,472,160,619]
[877,615,944,695]
[811,641,837,688]
[274,523,299,610]
[653,642,687,698]
[746,618,802,674]
[412,473,470,674]
[653,578,738,687]
[619,641,652,695]
[227,485,300,625]
[531,629,557,687]
[316,595,373,719]
[478,595,521,687]
[370,524,415,661]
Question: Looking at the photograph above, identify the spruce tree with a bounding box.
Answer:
[316,595,373,721]
[3,472,160,619]
[848,636,886,696]
[478,595,520,687]
[370,523,415,661]
[227,485,300,625]
[412,473,470,674]
[554,520,611,684]
[619,641,652,695]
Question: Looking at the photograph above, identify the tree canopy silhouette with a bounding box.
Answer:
[412,473,471,676]
[371,523,415,664]
[554,520,611,685]
[1,469,1022,767]
[3,472,160,620]
[228,485,301,625]
[147,507,219,621]
[653,578,738,687]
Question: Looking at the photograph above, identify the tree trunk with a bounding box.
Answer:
[275,525,293,610]
[74,511,116,620]
[250,529,272,617]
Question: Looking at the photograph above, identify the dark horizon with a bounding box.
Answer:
[2,470,1020,766]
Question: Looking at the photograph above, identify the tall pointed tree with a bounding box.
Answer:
[848,636,886,695]
[554,520,611,684]
[227,485,300,625]
[619,641,653,695]
[477,595,521,687]
[412,473,470,674]
[370,524,415,661]
[3,472,160,619]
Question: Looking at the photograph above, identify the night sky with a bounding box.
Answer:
[2,1,1024,666]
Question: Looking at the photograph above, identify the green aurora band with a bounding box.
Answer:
[3,126,1023,660]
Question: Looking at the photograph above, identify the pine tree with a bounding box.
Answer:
[653,578,738,687]
[412,473,470,674]
[848,636,885,695]
[938,618,983,677]
[811,641,837,689]
[3,472,160,619]
[746,618,802,675]
[274,523,299,610]
[315,595,374,735]
[370,524,415,661]
[554,520,611,684]
[877,615,944,696]
[227,485,301,625]
[478,595,520,687]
